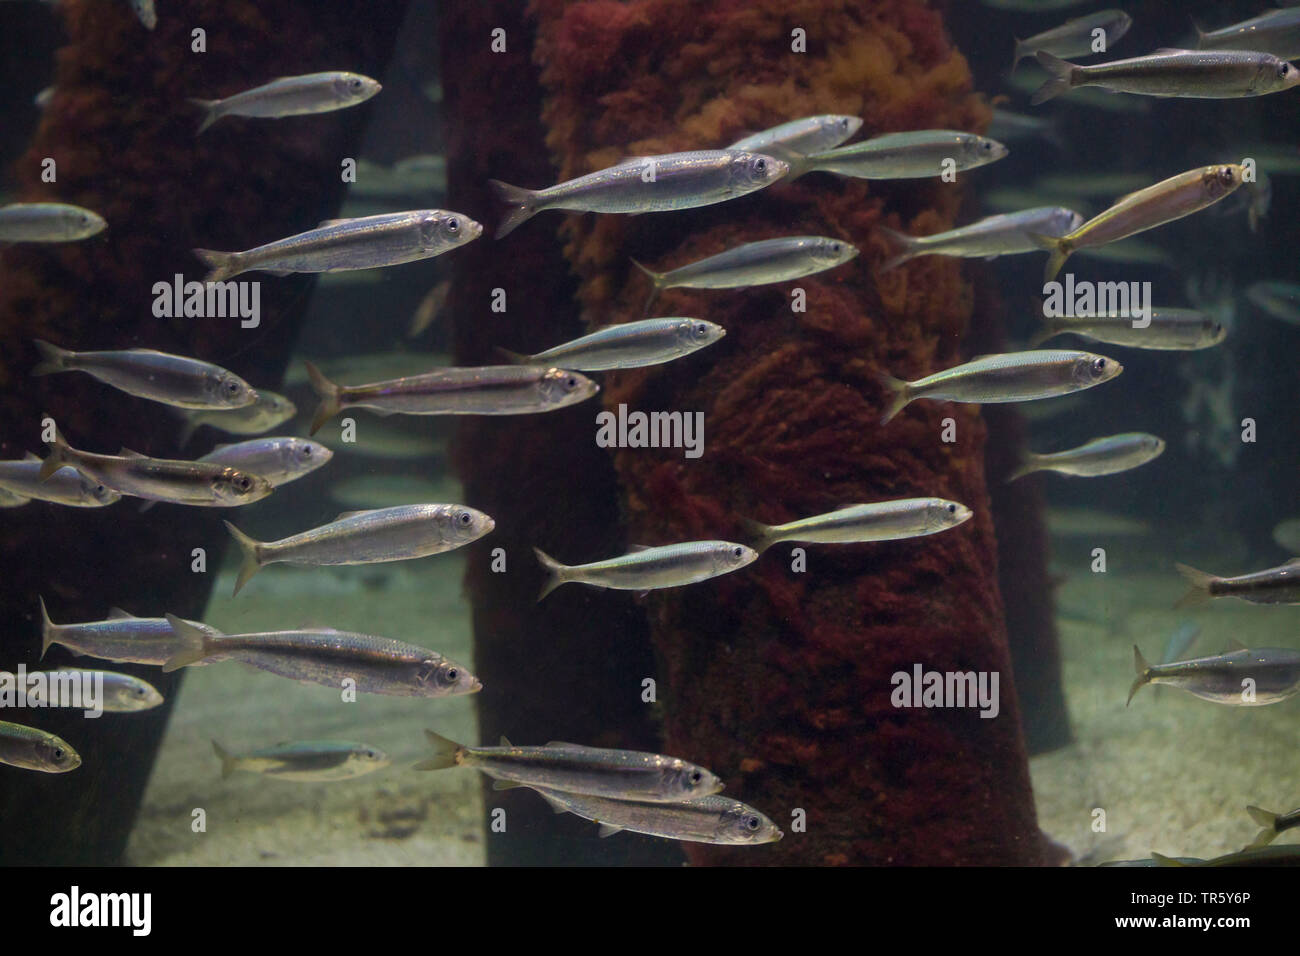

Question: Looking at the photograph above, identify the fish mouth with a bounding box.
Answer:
[469,678,484,693]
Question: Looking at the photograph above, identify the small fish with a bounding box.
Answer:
[878,350,1122,424]
[31,340,258,410]
[161,616,481,699]
[194,210,480,281]
[212,739,389,782]
[1196,9,1300,60]
[739,498,972,554]
[126,0,156,29]
[498,318,725,371]
[39,425,273,507]
[0,203,106,242]
[1175,559,1300,607]
[22,670,163,712]
[1030,165,1243,281]
[488,150,788,238]
[0,454,120,507]
[726,114,863,161]
[39,599,220,667]
[1008,433,1165,481]
[632,236,858,313]
[877,206,1082,272]
[198,437,332,488]
[1273,519,1300,553]
[987,109,1065,151]
[1032,49,1300,104]
[1028,307,1226,350]
[415,731,723,803]
[529,789,783,845]
[223,503,495,596]
[189,71,381,134]
[1246,281,1300,326]
[303,361,598,434]
[1159,621,1202,665]
[1011,9,1133,74]
[797,130,1007,180]
[534,540,757,600]
[177,390,296,446]
[0,721,80,773]
[408,279,451,337]
[1128,643,1300,705]
[1245,805,1300,849]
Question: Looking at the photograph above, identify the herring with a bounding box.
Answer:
[0,721,80,773]
[161,616,482,699]
[38,598,222,667]
[212,739,389,782]
[189,71,381,134]
[1028,307,1226,350]
[632,236,858,313]
[177,390,296,446]
[222,504,495,596]
[497,318,726,371]
[795,131,1007,181]
[529,789,783,845]
[1008,433,1165,481]
[198,437,332,488]
[726,115,863,162]
[488,149,788,238]
[739,499,972,554]
[1010,9,1132,74]
[1031,49,1300,104]
[1128,643,1300,705]
[22,670,163,712]
[0,203,106,242]
[415,731,724,803]
[32,340,258,410]
[877,206,1081,272]
[0,454,120,508]
[1175,559,1300,607]
[1196,8,1300,60]
[534,540,757,600]
[878,350,1122,424]
[303,360,599,434]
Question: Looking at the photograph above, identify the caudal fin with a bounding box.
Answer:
[212,739,239,780]
[631,259,666,315]
[161,613,215,672]
[413,729,463,772]
[38,419,74,482]
[736,515,777,555]
[1028,232,1071,283]
[1009,38,1026,76]
[188,98,222,135]
[1245,806,1278,848]
[877,372,913,425]
[1026,317,1061,348]
[1174,563,1216,609]
[37,596,59,659]
[1030,51,1079,106]
[488,179,539,239]
[1127,645,1151,706]
[192,248,242,282]
[1006,451,1043,483]
[223,520,264,597]
[876,225,921,273]
[31,339,71,377]
[493,346,533,365]
[533,547,569,601]
[302,360,342,436]
[1191,19,1208,50]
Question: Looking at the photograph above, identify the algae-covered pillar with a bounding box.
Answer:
[523,0,1052,865]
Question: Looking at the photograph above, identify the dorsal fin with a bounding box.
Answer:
[1152,47,1194,56]
[1225,638,1248,653]
[107,607,134,619]
[332,510,370,522]
[118,447,148,459]
[22,452,40,462]
[318,219,347,229]
[491,779,525,791]
[628,544,654,553]
[498,735,513,748]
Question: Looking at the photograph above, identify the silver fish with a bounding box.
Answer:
[1028,307,1226,350]
[408,279,450,337]
[1011,10,1133,73]
[22,670,163,712]
[40,426,273,507]
[0,202,106,242]
[0,721,80,773]
[879,350,1122,424]
[38,599,220,667]
[190,71,381,134]
[161,616,481,699]
[1129,644,1300,705]
[0,454,120,507]
[1244,805,1300,849]
[1009,432,1165,480]
[726,114,863,159]
[529,789,783,845]
[198,437,332,487]
[415,731,723,803]
[212,739,389,782]
[1032,49,1300,104]
[1176,559,1300,607]
[223,503,495,596]
[488,150,788,238]
[632,236,858,313]
[303,361,599,434]
[177,390,296,446]
[1196,9,1300,60]
[32,340,258,410]
[878,206,1082,272]
[797,131,1007,180]
[194,210,480,281]
[1246,281,1300,325]
[498,318,725,371]
[739,498,972,554]
[534,540,757,600]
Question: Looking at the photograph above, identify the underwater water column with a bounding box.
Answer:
[0,0,408,864]
[528,0,1053,864]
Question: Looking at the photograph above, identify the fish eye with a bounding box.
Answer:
[732,546,743,558]
[365,749,377,759]
[349,77,363,90]
[300,445,312,457]
[838,118,849,131]
[745,816,760,831]
[458,511,473,525]
[224,380,239,395]
[695,323,708,337]
[947,503,957,514]
[689,770,703,784]
[753,158,766,172]
[830,242,842,254]
[234,475,252,492]
[1219,167,1235,186]
[443,666,459,683]
[1091,358,1107,375]
[52,747,64,761]
[134,686,146,696]
[1279,63,1291,79]
[446,217,459,233]
[565,376,578,389]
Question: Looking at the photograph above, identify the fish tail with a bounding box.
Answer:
[1027,232,1071,282]
[493,346,532,365]
[1009,38,1024,76]
[31,339,71,376]
[1006,451,1042,483]
[38,595,59,660]
[1151,853,1189,868]
[1191,18,1207,49]
[192,248,242,282]
[413,729,463,772]
[630,259,665,315]
[1174,563,1215,609]
[175,411,199,448]
[223,520,263,597]
[1025,317,1059,348]
[736,515,776,555]
[302,360,342,436]
[1127,645,1151,706]
[1030,51,1079,106]
[188,99,222,136]
[876,225,920,273]
[877,372,913,425]
[38,420,74,481]
[212,739,239,780]
[1245,806,1278,848]
[533,546,569,601]
[161,613,214,672]
[487,179,539,239]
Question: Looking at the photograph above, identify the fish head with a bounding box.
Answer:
[206,371,258,409]
[333,72,382,105]
[211,467,274,505]
[444,505,495,544]
[1199,315,1228,347]
[282,438,332,474]
[355,745,391,771]
[810,236,859,265]
[66,207,107,240]
[674,318,727,350]
[965,135,1008,168]
[418,211,482,251]
[416,657,481,697]
[1049,207,1085,236]
[1071,353,1122,387]
[729,151,789,190]
[1255,56,1300,94]
[1201,164,1244,201]
[829,114,863,145]
[114,679,164,712]
[715,542,759,574]
[36,735,81,773]
[717,803,783,845]
[1140,434,1167,459]
[927,498,973,533]
[538,367,600,408]
[666,760,725,799]
[80,475,121,506]
[255,391,297,426]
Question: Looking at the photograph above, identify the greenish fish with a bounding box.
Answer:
[1032,49,1300,104]
[0,454,120,507]
[498,318,726,371]
[0,202,106,242]
[1196,9,1300,60]
[1246,281,1300,326]
[415,731,723,803]
[1129,643,1300,705]
[534,540,758,600]
[878,206,1082,272]
[1029,307,1226,350]
[726,114,863,160]
[190,71,381,134]
[39,598,221,667]
[797,130,1007,180]
[177,390,296,446]
[212,739,389,782]
[0,721,80,773]
[22,670,163,712]
[530,789,783,845]
[1008,432,1165,481]
[1245,805,1300,849]
[1175,559,1300,607]
[739,498,972,554]
[1011,9,1132,73]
